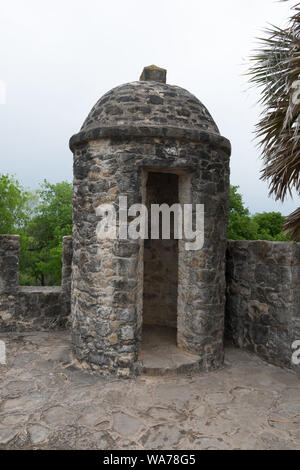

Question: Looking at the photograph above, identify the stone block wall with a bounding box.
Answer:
[226,240,300,372]
[0,234,72,332]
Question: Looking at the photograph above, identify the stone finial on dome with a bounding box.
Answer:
[139,65,167,83]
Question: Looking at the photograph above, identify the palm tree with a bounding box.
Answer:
[249,3,300,239]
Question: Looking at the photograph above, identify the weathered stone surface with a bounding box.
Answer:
[78,406,108,427]
[28,424,49,444]
[140,424,184,449]
[76,431,113,450]
[112,412,143,436]
[0,331,299,450]
[225,240,300,372]
[43,406,76,427]
[0,429,18,445]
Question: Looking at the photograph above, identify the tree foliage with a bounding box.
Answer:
[20,180,72,286]
[228,186,258,240]
[0,174,34,234]
[252,211,290,240]
[228,185,291,241]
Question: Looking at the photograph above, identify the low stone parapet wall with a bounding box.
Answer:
[226,240,300,372]
[0,235,72,332]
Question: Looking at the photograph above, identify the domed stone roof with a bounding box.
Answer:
[70,66,230,151]
[81,80,219,135]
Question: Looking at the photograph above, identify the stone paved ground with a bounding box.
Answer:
[0,332,299,450]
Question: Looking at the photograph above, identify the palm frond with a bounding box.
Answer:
[283,206,300,238]
[249,5,300,202]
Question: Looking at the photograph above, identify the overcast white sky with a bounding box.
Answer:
[0,0,296,214]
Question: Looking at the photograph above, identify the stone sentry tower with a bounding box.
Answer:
[69,65,231,376]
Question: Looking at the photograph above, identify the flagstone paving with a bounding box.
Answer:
[0,331,299,450]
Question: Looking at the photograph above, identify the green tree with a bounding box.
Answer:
[0,174,34,234]
[253,212,291,241]
[20,180,72,286]
[228,186,259,240]
[228,186,292,241]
